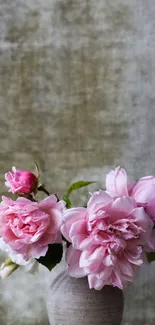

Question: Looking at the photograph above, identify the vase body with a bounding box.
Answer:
[46,261,124,325]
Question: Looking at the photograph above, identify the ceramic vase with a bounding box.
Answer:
[46,261,124,325]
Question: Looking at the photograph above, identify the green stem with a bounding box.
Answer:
[38,185,59,201]
[38,185,50,196]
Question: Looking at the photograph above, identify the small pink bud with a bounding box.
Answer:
[5,167,38,194]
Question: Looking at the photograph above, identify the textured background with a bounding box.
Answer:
[0,0,155,324]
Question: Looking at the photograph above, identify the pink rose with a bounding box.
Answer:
[0,195,65,260]
[5,166,38,194]
[61,191,153,290]
[106,167,155,221]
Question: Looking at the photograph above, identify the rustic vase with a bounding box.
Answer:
[46,261,124,325]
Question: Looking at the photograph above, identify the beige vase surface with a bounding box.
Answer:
[46,261,124,325]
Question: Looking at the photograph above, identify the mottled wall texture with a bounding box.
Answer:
[0,0,155,324]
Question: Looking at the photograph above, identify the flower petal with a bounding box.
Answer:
[131,177,155,202]
[111,197,136,220]
[66,245,88,278]
[38,195,58,211]
[30,244,48,259]
[106,166,128,196]
[87,190,112,215]
[61,208,87,241]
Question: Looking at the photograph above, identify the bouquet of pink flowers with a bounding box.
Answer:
[0,164,155,290]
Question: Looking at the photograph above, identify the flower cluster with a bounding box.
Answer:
[0,165,155,291]
[0,166,65,277]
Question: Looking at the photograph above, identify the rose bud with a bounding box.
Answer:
[0,259,18,279]
[5,166,38,194]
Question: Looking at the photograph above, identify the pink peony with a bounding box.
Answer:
[5,167,38,194]
[106,167,155,221]
[61,191,153,290]
[0,195,65,260]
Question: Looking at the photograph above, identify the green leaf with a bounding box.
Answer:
[146,252,155,263]
[63,195,72,208]
[36,244,63,271]
[67,180,95,197]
